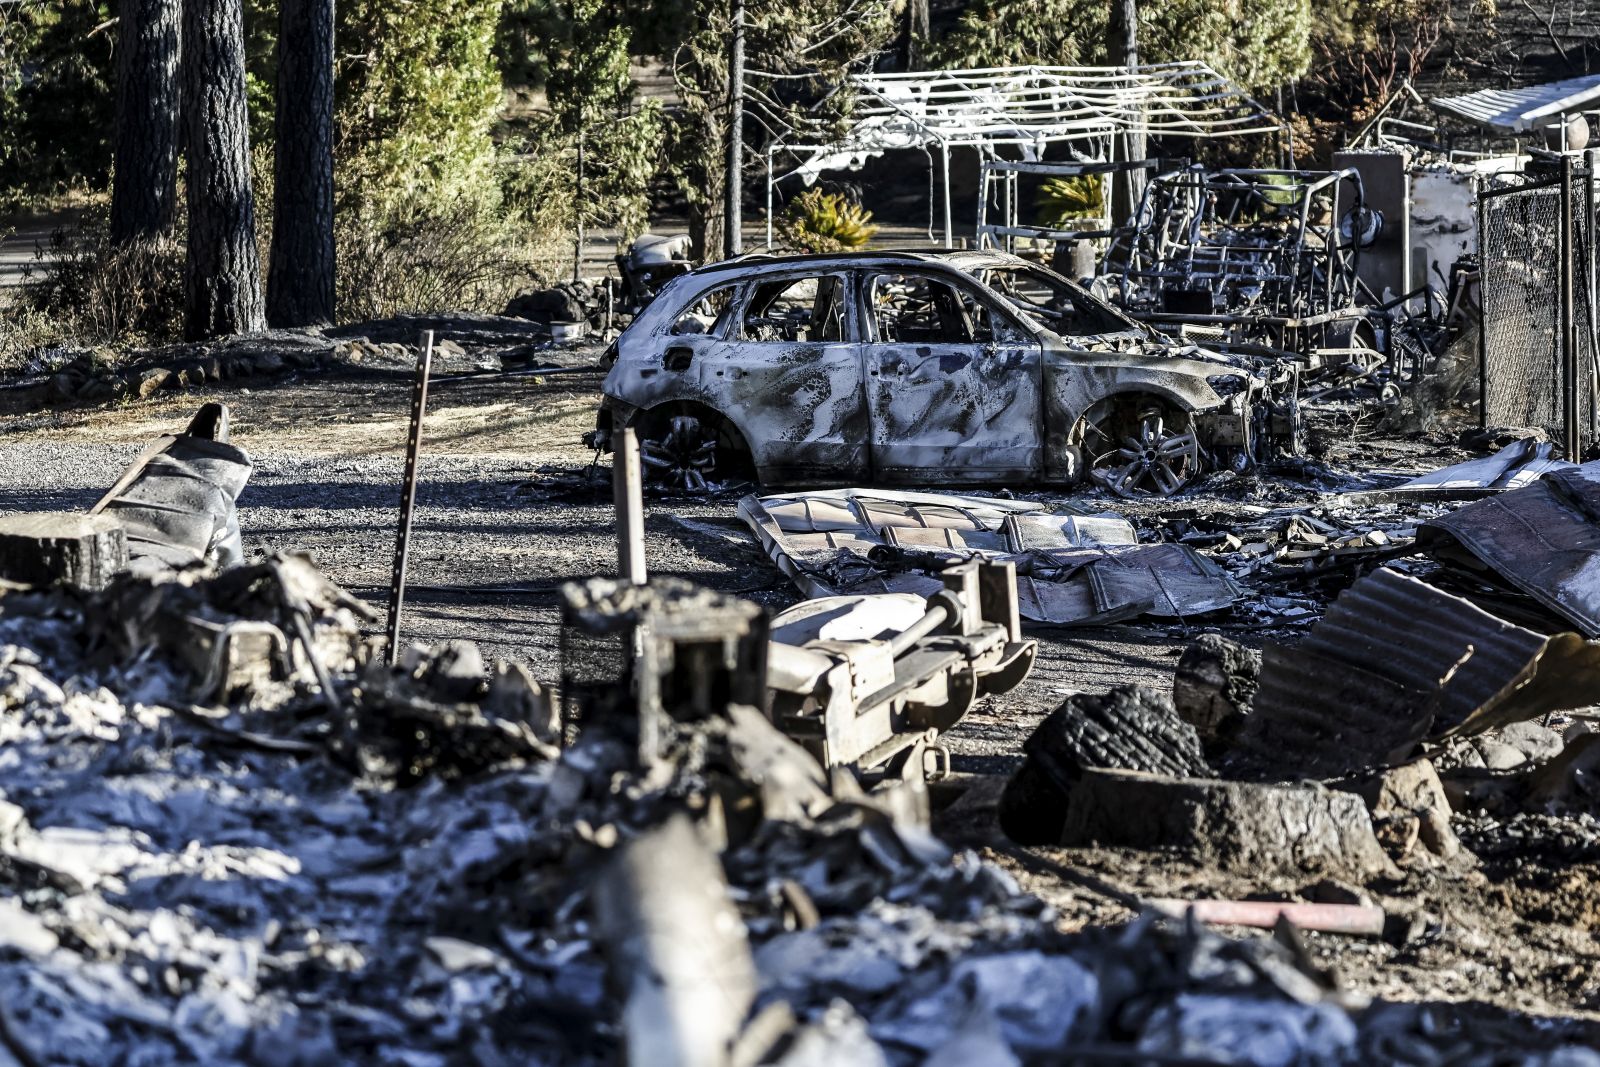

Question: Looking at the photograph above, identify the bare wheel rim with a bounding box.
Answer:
[638,416,717,492]
[1087,409,1198,498]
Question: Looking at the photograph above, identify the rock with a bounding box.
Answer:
[252,351,285,375]
[1495,721,1564,763]
[1172,634,1259,747]
[1348,759,1461,862]
[0,512,129,590]
[1476,738,1526,771]
[999,686,1211,845]
[138,367,173,398]
[1060,769,1398,880]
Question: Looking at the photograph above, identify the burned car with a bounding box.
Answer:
[585,250,1298,496]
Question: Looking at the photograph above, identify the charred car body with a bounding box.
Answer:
[585,250,1299,496]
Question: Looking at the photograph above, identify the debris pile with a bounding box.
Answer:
[3,550,1596,1062]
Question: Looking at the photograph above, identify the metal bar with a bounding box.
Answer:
[765,146,774,248]
[614,426,647,583]
[1148,898,1387,936]
[386,331,434,664]
[941,139,954,247]
[1588,148,1598,443]
[1563,154,1579,459]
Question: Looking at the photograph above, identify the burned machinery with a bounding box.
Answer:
[1107,166,1384,366]
[557,562,1035,784]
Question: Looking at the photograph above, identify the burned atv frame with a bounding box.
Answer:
[586,250,1298,497]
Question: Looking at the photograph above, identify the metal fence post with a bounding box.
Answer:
[1587,148,1598,442]
[1477,178,1489,431]
[386,331,434,665]
[1562,155,1580,459]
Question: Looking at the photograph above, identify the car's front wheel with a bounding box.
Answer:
[635,410,754,492]
[1072,397,1200,498]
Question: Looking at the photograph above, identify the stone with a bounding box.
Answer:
[1495,721,1564,763]
[1348,759,1461,862]
[0,512,128,590]
[138,367,173,398]
[1060,769,1397,881]
[1476,738,1526,771]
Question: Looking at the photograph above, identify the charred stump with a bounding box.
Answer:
[0,513,128,590]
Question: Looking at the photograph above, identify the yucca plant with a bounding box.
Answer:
[777,188,879,254]
[1036,175,1105,228]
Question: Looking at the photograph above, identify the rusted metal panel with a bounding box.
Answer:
[1421,461,1600,635]
[1245,568,1600,778]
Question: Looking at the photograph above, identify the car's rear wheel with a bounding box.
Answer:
[1073,398,1200,498]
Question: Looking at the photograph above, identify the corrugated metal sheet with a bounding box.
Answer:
[1244,568,1600,779]
[1430,73,1600,132]
[1421,462,1600,635]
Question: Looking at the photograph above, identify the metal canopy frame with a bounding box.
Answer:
[765,62,1285,248]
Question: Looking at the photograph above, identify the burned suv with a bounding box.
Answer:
[585,250,1298,496]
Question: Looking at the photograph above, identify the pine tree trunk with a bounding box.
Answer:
[110,0,182,242]
[900,0,929,70]
[182,0,265,339]
[266,0,335,327]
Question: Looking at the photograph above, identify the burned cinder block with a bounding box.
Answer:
[998,686,1211,845]
[1060,769,1398,881]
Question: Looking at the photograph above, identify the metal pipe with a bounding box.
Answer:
[941,139,953,248]
[1149,898,1386,937]
[615,426,647,584]
[887,596,953,659]
[386,331,433,665]
[764,641,838,695]
[1587,148,1598,442]
[765,146,774,248]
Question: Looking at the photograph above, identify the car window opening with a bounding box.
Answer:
[741,276,846,343]
[869,273,1004,346]
[670,282,740,336]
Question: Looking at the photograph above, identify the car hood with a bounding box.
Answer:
[1041,330,1262,382]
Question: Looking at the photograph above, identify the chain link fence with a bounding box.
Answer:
[1478,161,1599,449]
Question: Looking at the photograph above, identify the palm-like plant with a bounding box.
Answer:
[777,188,879,253]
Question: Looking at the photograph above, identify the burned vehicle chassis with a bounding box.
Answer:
[588,251,1299,497]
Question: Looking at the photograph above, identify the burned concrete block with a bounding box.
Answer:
[1348,759,1461,862]
[1172,633,1259,746]
[999,686,1210,845]
[1060,770,1397,880]
[0,512,128,590]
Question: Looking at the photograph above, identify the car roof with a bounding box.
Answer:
[685,248,1034,275]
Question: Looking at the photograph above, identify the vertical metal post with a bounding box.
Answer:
[1477,180,1489,431]
[940,139,953,248]
[386,332,434,665]
[614,426,647,583]
[724,0,745,259]
[573,131,586,283]
[765,147,774,249]
[1562,155,1580,459]
[1587,148,1598,442]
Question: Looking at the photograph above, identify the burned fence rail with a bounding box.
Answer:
[1478,157,1600,450]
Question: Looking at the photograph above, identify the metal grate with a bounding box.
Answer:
[1478,163,1600,446]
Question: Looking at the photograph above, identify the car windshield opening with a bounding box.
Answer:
[981,266,1135,338]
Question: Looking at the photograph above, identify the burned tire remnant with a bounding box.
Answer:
[999,686,1211,845]
[1173,633,1260,750]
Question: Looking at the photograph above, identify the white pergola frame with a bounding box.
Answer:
[764,62,1285,247]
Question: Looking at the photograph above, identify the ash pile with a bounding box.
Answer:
[0,560,1592,1065]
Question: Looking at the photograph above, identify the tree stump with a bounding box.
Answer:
[0,513,128,590]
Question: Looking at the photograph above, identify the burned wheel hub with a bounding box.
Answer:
[1086,408,1199,498]
[638,415,717,492]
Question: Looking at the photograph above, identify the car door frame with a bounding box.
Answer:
[856,265,1046,484]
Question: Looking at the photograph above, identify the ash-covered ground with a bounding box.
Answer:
[2,338,1599,1056]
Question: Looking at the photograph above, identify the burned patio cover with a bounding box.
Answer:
[766,63,1284,246]
[738,488,1242,626]
[1430,73,1600,135]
